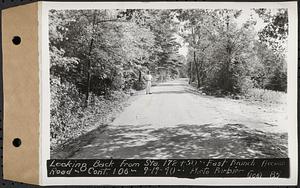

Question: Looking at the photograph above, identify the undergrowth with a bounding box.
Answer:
[50,79,129,151]
[245,88,286,104]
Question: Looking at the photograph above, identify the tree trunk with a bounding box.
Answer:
[85,11,97,106]
[225,47,232,92]
[224,15,233,92]
[195,65,201,88]
[199,60,205,86]
[138,70,142,82]
[85,39,94,105]
[193,51,201,88]
[189,61,192,84]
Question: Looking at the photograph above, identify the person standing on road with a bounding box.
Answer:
[145,70,152,95]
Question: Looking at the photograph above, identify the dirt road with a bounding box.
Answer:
[53,79,288,159]
[112,79,287,132]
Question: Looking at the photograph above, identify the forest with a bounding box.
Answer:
[49,9,288,149]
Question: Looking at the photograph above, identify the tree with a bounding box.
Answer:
[177,9,219,87]
[178,9,258,93]
[255,8,288,91]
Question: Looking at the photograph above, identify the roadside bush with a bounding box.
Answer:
[132,80,145,91]
[50,78,129,150]
[235,76,254,94]
[245,88,286,104]
[265,67,287,92]
[50,77,84,144]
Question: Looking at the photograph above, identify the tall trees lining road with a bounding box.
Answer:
[50,9,287,102]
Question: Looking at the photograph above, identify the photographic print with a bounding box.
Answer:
[49,7,290,160]
[38,1,298,185]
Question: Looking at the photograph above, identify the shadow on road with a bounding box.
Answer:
[151,86,204,96]
[150,88,214,100]
[154,83,188,87]
[151,90,188,95]
[51,123,288,159]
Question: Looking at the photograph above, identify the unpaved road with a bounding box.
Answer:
[52,79,288,159]
[112,79,287,132]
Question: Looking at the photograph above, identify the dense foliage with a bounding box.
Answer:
[178,9,288,94]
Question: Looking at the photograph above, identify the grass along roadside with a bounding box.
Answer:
[245,88,286,104]
[190,81,286,105]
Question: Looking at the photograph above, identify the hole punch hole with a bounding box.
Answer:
[12,36,21,45]
[12,138,21,147]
